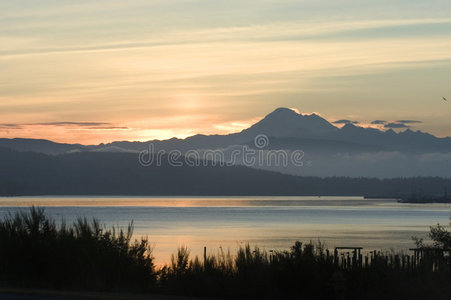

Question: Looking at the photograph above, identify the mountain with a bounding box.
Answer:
[1,107,450,178]
[327,123,451,153]
[2,108,450,154]
[239,107,338,139]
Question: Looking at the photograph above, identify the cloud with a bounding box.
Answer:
[376,119,422,129]
[332,119,359,125]
[85,126,129,130]
[0,122,128,130]
[371,120,387,125]
[384,122,410,128]
[382,119,422,128]
[32,122,110,127]
[395,120,422,124]
[0,123,22,129]
[3,17,451,57]
[288,107,301,114]
[419,152,451,162]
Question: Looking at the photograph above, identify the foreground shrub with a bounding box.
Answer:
[0,207,155,291]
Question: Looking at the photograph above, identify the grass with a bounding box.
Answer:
[0,207,155,291]
[0,207,450,299]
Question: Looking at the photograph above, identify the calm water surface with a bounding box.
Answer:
[0,196,450,265]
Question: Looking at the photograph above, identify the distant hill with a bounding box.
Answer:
[0,138,92,154]
[1,107,451,178]
[0,147,450,197]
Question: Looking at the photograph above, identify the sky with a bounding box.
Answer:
[1,0,451,144]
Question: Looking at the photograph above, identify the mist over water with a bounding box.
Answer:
[1,196,449,265]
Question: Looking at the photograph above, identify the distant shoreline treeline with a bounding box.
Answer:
[1,147,450,198]
[0,207,450,299]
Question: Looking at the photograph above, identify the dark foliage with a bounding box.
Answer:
[158,241,451,300]
[0,207,155,291]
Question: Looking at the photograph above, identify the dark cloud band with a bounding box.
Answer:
[332,119,359,125]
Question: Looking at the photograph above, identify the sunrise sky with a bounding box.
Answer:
[1,0,451,144]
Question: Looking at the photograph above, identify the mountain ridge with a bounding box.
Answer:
[1,107,449,154]
[1,147,450,196]
[1,108,451,178]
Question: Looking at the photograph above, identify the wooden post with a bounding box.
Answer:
[203,246,207,271]
[358,249,361,268]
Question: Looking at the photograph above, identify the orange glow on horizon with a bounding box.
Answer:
[0,114,261,144]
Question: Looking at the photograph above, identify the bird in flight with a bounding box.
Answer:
[443,97,448,101]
